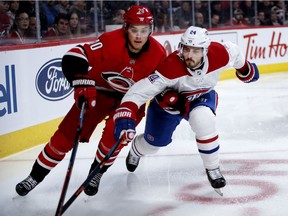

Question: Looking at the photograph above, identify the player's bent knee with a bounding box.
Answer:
[188,106,216,137]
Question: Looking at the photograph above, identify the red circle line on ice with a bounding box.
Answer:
[175,179,278,204]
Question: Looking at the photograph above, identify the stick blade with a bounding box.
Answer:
[214,188,223,196]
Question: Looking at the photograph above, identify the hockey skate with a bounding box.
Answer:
[84,172,103,196]
[15,175,39,196]
[206,167,226,196]
[84,160,105,196]
[126,151,140,172]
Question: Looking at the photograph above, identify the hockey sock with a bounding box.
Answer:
[90,158,111,174]
[30,161,50,183]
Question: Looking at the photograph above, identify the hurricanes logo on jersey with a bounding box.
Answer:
[120,66,134,78]
[101,67,135,93]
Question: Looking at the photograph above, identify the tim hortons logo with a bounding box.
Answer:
[244,31,287,60]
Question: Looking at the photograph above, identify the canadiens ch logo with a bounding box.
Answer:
[101,68,135,93]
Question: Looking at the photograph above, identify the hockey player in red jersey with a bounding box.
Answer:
[114,26,259,195]
[16,5,166,196]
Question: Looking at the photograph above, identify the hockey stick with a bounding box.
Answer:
[60,136,124,215]
[55,102,86,216]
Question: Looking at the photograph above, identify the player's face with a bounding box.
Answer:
[127,24,151,53]
[182,45,204,69]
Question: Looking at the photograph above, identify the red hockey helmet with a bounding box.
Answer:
[123,5,154,26]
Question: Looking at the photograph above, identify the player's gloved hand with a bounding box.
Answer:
[114,104,137,145]
[72,78,96,110]
[156,88,190,117]
[236,61,259,83]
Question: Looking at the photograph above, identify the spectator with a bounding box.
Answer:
[232,1,241,12]
[251,10,268,26]
[54,0,71,14]
[284,2,288,25]
[274,0,285,20]
[99,1,115,26]
[112,8,125,24]
[172,0,181,10]
[271,5,284,23]
[258,0,274,20]
[154,1,171,26]
[27,12,37,39]
[7,0,19,30]
[226,9,248,27]
[43,13,71,40]
[68,11,80,38]
[265,10,283,26]
[158,0,171,15]
[241,0,256,25]
[69,0,91,35]
[19,1,48,35]
[8,11,29,43]
[210,13,222,28]
[0,0,10,38]
[41,0,58,28]
[18,1,36,15]
[195,0,208,19]
[174,1,193,29]
[2,0,8,12]
[211,1,229,25]
[195,11,208,28]
[154,11,171,33]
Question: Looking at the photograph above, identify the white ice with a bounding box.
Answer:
[1,72,288,216]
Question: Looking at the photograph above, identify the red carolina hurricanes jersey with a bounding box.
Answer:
[65,28,166,93]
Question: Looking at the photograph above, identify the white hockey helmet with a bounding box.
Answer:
[179,26,211,56]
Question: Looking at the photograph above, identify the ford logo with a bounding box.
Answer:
[35,58,73,101]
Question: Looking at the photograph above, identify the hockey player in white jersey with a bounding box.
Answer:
[113,26,259,195]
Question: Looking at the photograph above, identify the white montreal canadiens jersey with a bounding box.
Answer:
[122,41,246,108]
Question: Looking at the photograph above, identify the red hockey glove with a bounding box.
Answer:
[113,102,137,145]
[236,61,259,83]
[155,88,190,117]
[72,79,96,110]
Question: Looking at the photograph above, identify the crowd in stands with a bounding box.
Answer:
[0,0,287,45]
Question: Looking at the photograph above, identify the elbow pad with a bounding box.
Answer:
[62,54,89,85]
